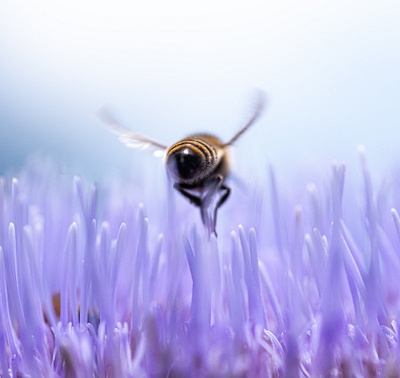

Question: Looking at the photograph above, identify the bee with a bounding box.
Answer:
[99,94,265,234]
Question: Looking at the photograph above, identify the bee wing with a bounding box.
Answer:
[222,91,267,147]
[98,107,168,157]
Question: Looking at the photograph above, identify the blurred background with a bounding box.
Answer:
[1,0,399,182]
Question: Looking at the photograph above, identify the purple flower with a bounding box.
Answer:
[1,150,400,376]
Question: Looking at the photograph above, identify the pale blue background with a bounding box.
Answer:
[1,0,399,181]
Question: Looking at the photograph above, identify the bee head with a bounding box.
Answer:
[165,146,205,182]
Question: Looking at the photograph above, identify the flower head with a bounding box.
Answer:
[1,150,400,376]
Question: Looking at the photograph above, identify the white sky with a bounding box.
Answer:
[1,0,399,181]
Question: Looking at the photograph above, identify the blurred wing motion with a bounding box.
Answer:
[98,107,168,157]
[222,91,267,147]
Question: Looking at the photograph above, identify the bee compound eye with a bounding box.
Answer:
[166,147,203,181]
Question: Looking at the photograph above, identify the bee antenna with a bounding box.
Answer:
[222,91,267,147]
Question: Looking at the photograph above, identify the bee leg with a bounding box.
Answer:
[173,183,202,207]
[174,178,227,235]
[212,184,231,230]
[174,182,213,233]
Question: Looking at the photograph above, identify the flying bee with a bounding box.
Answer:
[99,94,265,234]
